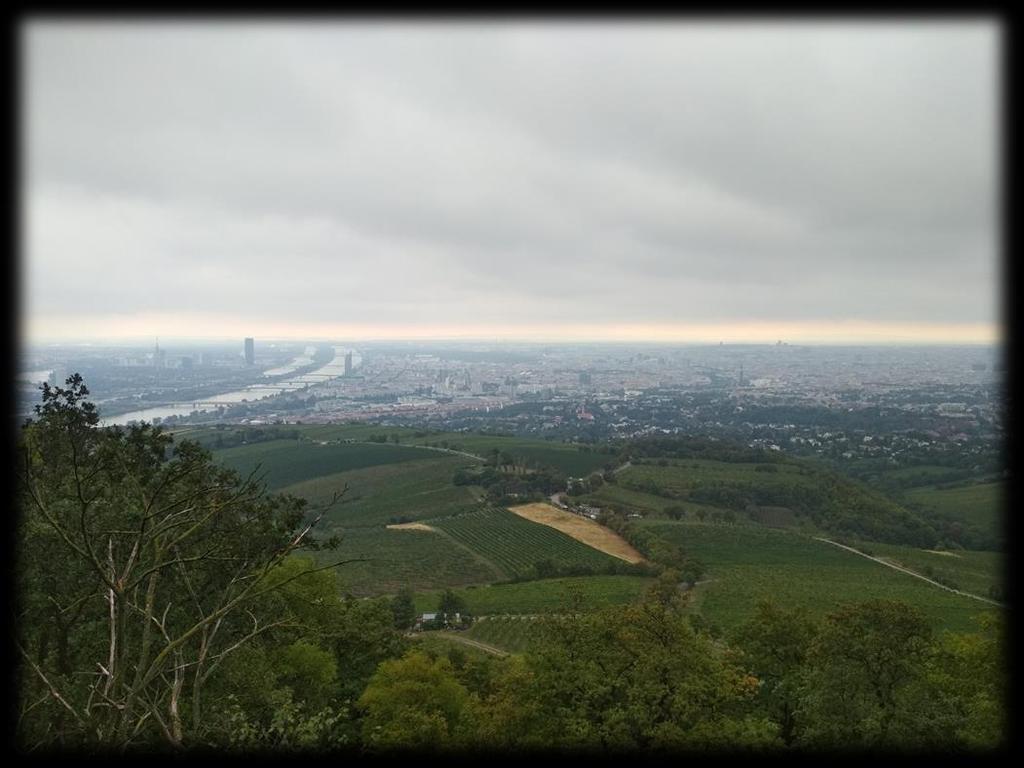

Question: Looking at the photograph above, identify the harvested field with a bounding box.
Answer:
[386,522,438,532]
[925,549,962,558]
[508,503,645,564]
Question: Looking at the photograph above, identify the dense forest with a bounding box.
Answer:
[14,378,1004,754]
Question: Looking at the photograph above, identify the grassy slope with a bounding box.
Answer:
[641,520,997,634]
[848,539,1003,599]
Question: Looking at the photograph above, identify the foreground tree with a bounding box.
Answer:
[732,600,818,746]
[357,650,469,750]
[15,376,347,751]
[515,591,773,750]
[797,600,937,749]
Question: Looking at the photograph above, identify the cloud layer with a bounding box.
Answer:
[23,21,1000,341]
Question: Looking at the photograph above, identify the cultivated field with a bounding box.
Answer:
[508,503,645,563]
[641,520,999,634]
[214,440,433,489]
[429,507,619,578]
[279,456,480,528]
[312,525,500,596]
[847,539,1003,599]
[413,575,655,616]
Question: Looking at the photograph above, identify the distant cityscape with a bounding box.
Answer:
[16,339,1005,480]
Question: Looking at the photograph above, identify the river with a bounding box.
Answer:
[98,346,358,427]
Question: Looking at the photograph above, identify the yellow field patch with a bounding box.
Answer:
[508,503,645,564]
[925,549,963,558]
[385,522,438,533]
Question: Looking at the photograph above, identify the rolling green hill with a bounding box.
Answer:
[194,427,1000,635]
[583,454,939,547]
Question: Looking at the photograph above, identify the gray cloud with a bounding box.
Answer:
[23,21,999,335]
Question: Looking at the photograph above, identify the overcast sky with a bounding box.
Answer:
[23,20,1000,344]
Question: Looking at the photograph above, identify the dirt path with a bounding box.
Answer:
[431,632,509,657]
[814,537,1004,608]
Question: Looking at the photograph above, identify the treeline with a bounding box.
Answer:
[511,557,655,583]
[624,436,785,464]
[453,462,566,506]
[345,591,1003,753]
[598,512,705,586]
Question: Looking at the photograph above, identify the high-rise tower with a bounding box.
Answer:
[244,337,255,365]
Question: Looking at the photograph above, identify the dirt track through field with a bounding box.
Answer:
[508,503,646,564]
[433,632,509,657]
[815,537,1003,607]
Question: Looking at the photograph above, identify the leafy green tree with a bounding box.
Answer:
[391,586,417,630]
[459,655,544,749]
[733,599,818,746]
[797,600,935,749]
[272,640,338,712]
[923,613,1005,750]
[358,650,469,750]
[664,505,687,520]
[439,589,466,624]
[519,594,772,750]
[329,596,409,700]
[533,558,558,579]
[15,376,345,750]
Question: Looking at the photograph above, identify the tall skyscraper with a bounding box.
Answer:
[244,337,255,365]
[344,351,353,375]
[153,338,166,368]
